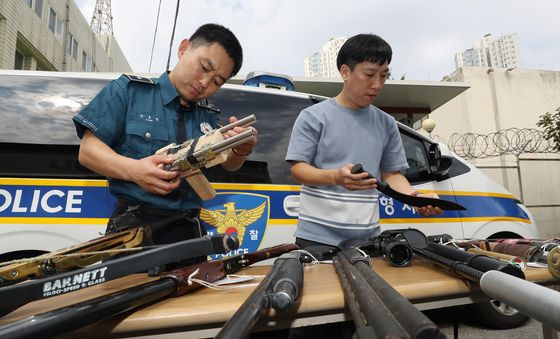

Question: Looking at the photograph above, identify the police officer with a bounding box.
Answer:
[73,23,257,269]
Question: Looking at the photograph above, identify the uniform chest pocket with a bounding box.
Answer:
[124,121,170,158]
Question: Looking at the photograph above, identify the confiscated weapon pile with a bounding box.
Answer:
[1,226,559,338]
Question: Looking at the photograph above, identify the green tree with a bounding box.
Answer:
[537,107,560,151]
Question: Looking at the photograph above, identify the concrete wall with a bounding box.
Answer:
[0,0,131,72]
[429,67,560,238]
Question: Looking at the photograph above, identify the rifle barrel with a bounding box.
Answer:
[0,244,298,338]
[216,252,303,339]
[333,253,408,339]
[0,279,177,339]
[217,114,256,134]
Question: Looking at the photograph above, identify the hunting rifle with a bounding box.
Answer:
[156,114,256,200]
[216,250,305,339]
[406,229,560,331]
[445,237,560,278]
[0,243,297,339]
[334,236,444,339]
[0,233,239,318]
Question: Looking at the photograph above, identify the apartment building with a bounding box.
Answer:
[0,0,131,72]
[454,33,519,70]
[304,37,348,78]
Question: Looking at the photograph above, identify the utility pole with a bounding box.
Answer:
[90,0,114,35]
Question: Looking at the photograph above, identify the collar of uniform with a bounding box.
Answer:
[158,72,179,106]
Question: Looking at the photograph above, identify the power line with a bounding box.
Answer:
[166,0,181,72]
[148,0,163,73]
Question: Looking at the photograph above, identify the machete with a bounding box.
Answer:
[351,163,466,211]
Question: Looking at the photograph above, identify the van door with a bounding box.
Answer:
[379,129,465,239]
[202,88,318,256]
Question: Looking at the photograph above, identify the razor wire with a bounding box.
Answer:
[447,128,557,159]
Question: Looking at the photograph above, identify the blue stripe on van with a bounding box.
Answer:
[0,184,114,218]
[379,193,529,221]
[0,180,529,223]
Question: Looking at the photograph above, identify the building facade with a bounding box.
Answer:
[0,0,131,72]
[428,67,560,238]
[304,37,347,78]
[455,33,519,70]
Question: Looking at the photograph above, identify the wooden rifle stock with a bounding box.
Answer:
[156,114,256,200]
[0,243,297,339]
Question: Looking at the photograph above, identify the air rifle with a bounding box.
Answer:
[0,234,239,318]
[447,237,560,278]
[407,230,560,331]
[156,114,256,200]
[334,238,444,339]
[0,243,297,339]
[216,251,305,339]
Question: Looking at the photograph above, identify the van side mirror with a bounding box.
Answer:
[428,143,452,177]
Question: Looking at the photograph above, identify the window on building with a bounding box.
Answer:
[66,32,79,60]
[72,40,78,60]
[82,51,87,70]
[48,8,63,41]
[14,50,24,70]
[33,0,43,18]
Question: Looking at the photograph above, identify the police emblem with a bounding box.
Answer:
[199,193,269,258]
[200,122,213,135]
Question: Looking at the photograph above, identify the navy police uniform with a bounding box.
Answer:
[73,72,220,267]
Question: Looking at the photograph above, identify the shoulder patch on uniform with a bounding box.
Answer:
[123,74,155,84]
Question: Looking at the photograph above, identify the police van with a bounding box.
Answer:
[0,70,539,327]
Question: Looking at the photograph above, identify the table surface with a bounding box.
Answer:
[0,257,556,337]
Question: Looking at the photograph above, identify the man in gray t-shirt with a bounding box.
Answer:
[285,34,442,250]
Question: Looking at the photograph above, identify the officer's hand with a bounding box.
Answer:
[130,155,181,195]
[336,163,377,191]
[414,192,444,216]
[224,116,258,156]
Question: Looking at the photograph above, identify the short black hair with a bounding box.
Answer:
[189,23,243,77]
[336,34,392,71]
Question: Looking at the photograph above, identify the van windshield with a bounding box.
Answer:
[0,74,108,145]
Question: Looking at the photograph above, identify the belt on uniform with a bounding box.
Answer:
[115,199,199,218]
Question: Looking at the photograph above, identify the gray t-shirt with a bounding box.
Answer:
[285,98,408,246]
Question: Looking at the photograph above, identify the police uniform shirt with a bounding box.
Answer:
[73,72,217,211]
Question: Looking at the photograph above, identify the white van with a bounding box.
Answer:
[0,70,539,327]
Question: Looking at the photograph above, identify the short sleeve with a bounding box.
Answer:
[73,76,129,147]
[285,109,322,164]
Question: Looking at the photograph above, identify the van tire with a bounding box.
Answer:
[466,300,529,329]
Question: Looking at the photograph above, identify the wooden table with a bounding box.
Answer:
[0,257,557,338]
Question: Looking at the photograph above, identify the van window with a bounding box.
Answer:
[0,74,106,145]
[400,132,432,184]
[0,74,106,178]
[207,88,318,185]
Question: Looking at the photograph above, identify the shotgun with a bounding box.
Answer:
[0,243,297,339]
[334,240,444,339]
[216,250,305,339]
